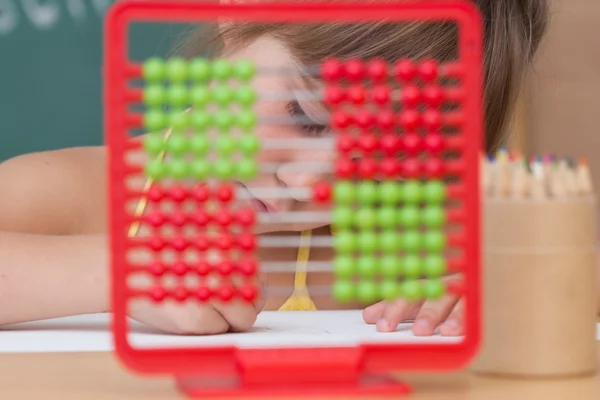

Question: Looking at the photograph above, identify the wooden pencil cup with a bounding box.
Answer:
[471,196,599,377]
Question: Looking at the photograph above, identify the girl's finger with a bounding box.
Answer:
[362,301,387,324]
[378,299,423,332]
[412,293,460,336]
[439,299,464,336]
[212,300,259,332]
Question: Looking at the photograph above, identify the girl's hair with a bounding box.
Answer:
[180,0,549,151]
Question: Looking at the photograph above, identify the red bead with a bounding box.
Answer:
[377,109,395,129]
[325,85,345,105]
[423,109,442,131]
[192,210,211,227]
[424,158,445,178]
[398,110,422,130]
[332,110,352,129]
[345,58,365,81]
[194,235,211,251]
[149,286,167,302]
[380,133,400,155]
[171,236,188,251]
[321,58,343,81]
[173,286,188,302]
[236,208,256,227]
[380,158,400,178]
[216,184,235,203]
[216,234,233,251]
[423,85,444,107]
[149,261,166,277]
[401,84,421,107]
[424,133,445,154]
[313,181,332,203]
[372,85,391,105]
[367,59,388,81]
[218,260,235,276]
[238,258,258,276]
[239,283,258,302]
[355,109,374,129]
[402,158,422,178]
[358,158,378,179]
[419,60,439,81]
[336,158,356,178]
[192,184,210,202]
[149,236,166,251]
[348,85,366,105]
[172,261,189,276]
[337,134,356,153]
[238,233,256,251]
[169,184,188,202]
[170,210,187,227]
[359,132,379,153]
[218,285,235,302]
[214,210,233,227]
[146,210,165,227]
[195,260,211,276]
[395,59,417,81]
[147,186,165,202]
[196,286,212,301]
[403,133,423,155]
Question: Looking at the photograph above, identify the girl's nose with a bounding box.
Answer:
[275,162,329,202]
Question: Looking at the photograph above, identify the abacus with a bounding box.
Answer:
[104,0,483,397]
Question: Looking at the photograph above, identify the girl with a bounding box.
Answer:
[0,0,549,336]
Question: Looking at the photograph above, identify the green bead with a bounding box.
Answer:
[403,254,422,279]
[168,111,190,131]
[190,111,212,132]
[216,134,236,156]
[334,181,356,205]
[144,109,167,132]
[235,86,257,107]
[214,110,234,132]
[379,230,400,254]
[143,84,166,107]
[332,207,353,230]
[422,206,446,228]
[214,159,235,179]
[190,86,211,107]
[189,135,210,155]
[398,206,421,228]
[238,134,260,155]
[380,255,403,278]
[423,231,446,252]
[357,231,378,253]
[403,180,423,204]
[423,181,447,204]
[212,59,233,81]
[423,254,447,278]
[376,207,397,229]
[145,159,166,180]
[236,109,258,131]
[167,84,189,108]
[401,280,422,302]
[165,133,188,156]
[166,159,188,180]
[165,58,188,82]
[212,85,234,107]
[189,159,211,179]
[143,58,165,82]
[189,58,211,81]
[333,280,355,303]
[423,280,446,300]
[356,181,378,205]
[236,158,258,181]
[357,256,379,278]
[402,230,423,252]
[143,132,165,155]
[333,256,355,278]
[379,181,402,205]
[355,208,377,230]
[380,281,401,301]
[357,281,379,304]
[334,231,356,254]
[234,60,256,81]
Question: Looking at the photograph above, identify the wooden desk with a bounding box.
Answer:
[1,346,599,399]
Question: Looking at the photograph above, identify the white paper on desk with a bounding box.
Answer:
[0,310,460,353]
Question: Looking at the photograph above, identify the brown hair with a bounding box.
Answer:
[180,0,549,151]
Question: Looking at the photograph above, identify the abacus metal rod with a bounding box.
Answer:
[258,235,333,248]
[258,162,334,174]
[235,187,313,201]
[257,212,332,224]
[259,261,332,273]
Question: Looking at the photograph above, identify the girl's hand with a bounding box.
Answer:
[362,274,463,337]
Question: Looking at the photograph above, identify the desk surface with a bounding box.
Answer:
[1,347,599,399]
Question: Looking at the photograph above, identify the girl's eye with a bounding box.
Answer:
[286,100,328,137]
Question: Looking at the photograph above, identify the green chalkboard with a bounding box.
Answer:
[0,1,199,161]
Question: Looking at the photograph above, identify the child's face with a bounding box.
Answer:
[225,37,333,235]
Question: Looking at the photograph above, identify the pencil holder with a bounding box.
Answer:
[472,195,598,377]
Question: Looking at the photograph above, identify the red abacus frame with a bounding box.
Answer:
[104,1,483,397]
